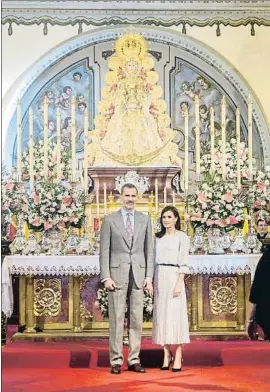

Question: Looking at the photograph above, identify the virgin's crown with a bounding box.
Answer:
[115,32,148,59]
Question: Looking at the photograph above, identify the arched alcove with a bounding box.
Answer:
[3,25,270,169]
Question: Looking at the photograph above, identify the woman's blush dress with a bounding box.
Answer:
[152,231,190,345]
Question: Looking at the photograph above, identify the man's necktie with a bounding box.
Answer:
[126,213,133,246]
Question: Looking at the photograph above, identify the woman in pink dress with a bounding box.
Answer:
[152,206,190,372]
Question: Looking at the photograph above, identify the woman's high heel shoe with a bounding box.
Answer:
[160,352,173,370]
[172,367,182,372]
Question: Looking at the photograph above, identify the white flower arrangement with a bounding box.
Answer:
[200,138,256,182]
[96,287,153,322]
[21,139,71,181]
[28,180,84,231]
[1,175,28,217]
[189,177,245,231]
[253,165,270,209]
[2,139,83,231]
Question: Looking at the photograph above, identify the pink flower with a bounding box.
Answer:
[229,216,239,224]
[44,222,53,230]
[32,193,40,205]
[31,217,41,226]
[206,219,215,226]
[57,221,66,230]
[52,153,57,163]
[197,193,208,204]
[63,197,72,206]
[4,180,14,191]
[257,182,267,192]
[190,213,202,222]
[224,192,233,203]
[214,152,221,164]
[219,219,228,227]
[68,216,78,223]
[47,192,52,200]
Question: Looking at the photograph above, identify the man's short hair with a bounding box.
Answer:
[121,183,138,194]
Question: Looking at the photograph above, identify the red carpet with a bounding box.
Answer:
[2,340,270,391]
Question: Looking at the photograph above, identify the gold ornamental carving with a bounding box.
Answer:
[209,277,237,315]
[34,278,62,317]
[79,277,93,322]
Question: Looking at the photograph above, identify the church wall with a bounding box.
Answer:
[2,24,270,125]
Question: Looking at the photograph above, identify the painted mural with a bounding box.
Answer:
[171,61,240,159]
[15,60,94,165]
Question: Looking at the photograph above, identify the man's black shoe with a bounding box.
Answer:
[127,363,146,373]
[111,364,121,374]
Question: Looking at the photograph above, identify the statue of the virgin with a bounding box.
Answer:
[88,32,181,167]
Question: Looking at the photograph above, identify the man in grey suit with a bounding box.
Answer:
[100,183,154,374]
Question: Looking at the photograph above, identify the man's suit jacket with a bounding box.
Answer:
[99,210,154,289]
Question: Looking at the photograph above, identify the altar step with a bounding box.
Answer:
[2,340,270,369]
[10,329,249,342]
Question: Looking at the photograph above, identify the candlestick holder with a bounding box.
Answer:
[183,190,189,234]
[23,230,41,255]
[76,216,93,255]
[65,228,79,254]
[9,214,26,255]
[231,228,248,254]
[92,231,100,255]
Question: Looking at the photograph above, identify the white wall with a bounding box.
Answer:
[2,23,270,125]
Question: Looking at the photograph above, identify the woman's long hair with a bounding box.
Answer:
[155,205,181,238]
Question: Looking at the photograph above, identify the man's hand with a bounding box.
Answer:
[173,284,181,297]
[104,278,118,291]
[143,279,153,296]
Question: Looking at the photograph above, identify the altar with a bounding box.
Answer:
[2,254,261,340]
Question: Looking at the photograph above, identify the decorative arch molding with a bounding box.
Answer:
[3,24,270,167]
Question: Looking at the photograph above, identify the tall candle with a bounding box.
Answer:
[17,100,22,182]
[155,179,158,213]
[248,95,253,181]
[84,110,88,195]
[71,97,76,182]
[236,108,241,189]
[96,187,100,219]
[221,96,226,180]
[184,108,189,191]
[56,108,61,182]
[104,183,107,215]
[29,108,34,191]
[194,95,200,178]
[163,187,167,207]
[43,96,49,179]
[210,107,215,173]
[172,191,176,207]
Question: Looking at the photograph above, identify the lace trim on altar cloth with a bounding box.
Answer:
[10,265,100,276]
[189,264,252,275]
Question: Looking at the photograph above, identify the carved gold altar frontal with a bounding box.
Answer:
[2,255,258,338]
[16,274,249,335]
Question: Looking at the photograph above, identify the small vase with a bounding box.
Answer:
[47,228,62,255]
[208,227,224,254]
[66,228,79,254]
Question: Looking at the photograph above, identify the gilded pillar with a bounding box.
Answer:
[25,276,36,333]
[73,277,81,332]
[237,275,245,331]
[19,276,26,327]
[191,275,198,331]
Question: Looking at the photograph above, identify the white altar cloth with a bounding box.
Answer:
[1,253,261,317]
